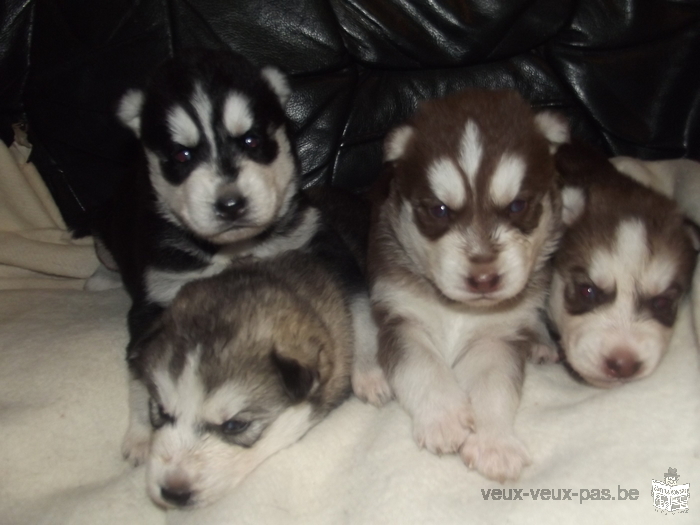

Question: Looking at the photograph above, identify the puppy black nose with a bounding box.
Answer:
[215,195,247,221]
[466,265,501,294]
[604,350,642,379]
[161,486,193,507]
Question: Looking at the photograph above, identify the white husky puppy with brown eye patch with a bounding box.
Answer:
[359,89,568,482]
[129,249,354,509]
[549,142,698,388]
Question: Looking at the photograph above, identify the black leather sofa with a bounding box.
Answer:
[2,0,699,234]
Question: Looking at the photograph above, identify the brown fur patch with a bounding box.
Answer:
[132,250,354,419]
[388,90,557,245]
[369,88,564,380]
[554,141,697,320]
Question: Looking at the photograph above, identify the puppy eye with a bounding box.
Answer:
[242,133,261,149]
[578,283,598,301]
[429,203,450,219]
[651,295,672,313]
[221,418,251,435]
[508,199,528,214]
[173,148,192,163]
[149,398,174,429]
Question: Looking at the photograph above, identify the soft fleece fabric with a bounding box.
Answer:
[1,142,698,524]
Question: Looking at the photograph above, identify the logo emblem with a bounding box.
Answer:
[652,468,690,514]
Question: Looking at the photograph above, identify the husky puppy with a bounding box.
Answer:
[92,48,316,341]
[548,142,698,387]
[93,49,374,464]
[129,249,354,509]
[362,89,568,482]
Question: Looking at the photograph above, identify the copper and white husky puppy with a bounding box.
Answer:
[358,89,568,481]
[549,142,698,387]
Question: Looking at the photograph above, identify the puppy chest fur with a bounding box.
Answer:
[368,89,566,482]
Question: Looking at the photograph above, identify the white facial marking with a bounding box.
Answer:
[192,84,216,159]
[153,350,204,427]
[589,220,648,291]
[428,158,466,209]
[144,194,316,305]
[396,191,556,305]
[223,93,254,137]
[146,353,315,509]
[167,106,199,147]
[550,218,680,387]
[644,254,680,296]
[182,165,223,230]
[458,119,483,188]
[384,125,414,162]
[146,122,296,244]
[202,383,249,424]
[489,154,526,207]
[234,127,295,230]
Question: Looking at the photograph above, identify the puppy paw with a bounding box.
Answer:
[528,342,560,364]
[413,397,474,455]
[460,432,531,482]
[352,364,393,407]
[121,427,151,466]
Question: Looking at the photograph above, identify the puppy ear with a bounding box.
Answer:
[561,185,586,226]
[384,125,414,163]
[271,350,317,402]
[117,89,145,136]
[261,66,291,107]
[534,111,570,153]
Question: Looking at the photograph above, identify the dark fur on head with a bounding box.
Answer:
[549,140,698,387]
[92,48,306,348]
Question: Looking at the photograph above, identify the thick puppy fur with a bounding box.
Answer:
[91,48,314,342]
[549,142,698,388]
[128,250,354,509]
[95,49,376,468]
[360,89,568,482]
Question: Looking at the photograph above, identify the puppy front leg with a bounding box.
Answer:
[121,376,152,466]
[382,320,473,455]
[350,293,393,406]
[456,340,530,482]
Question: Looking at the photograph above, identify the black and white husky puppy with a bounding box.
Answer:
[91,49,374,464]
[92,48,315,341]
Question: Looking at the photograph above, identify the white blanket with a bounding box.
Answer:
[1,142,699,524]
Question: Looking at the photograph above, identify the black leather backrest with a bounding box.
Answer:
[2,0,699,233]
